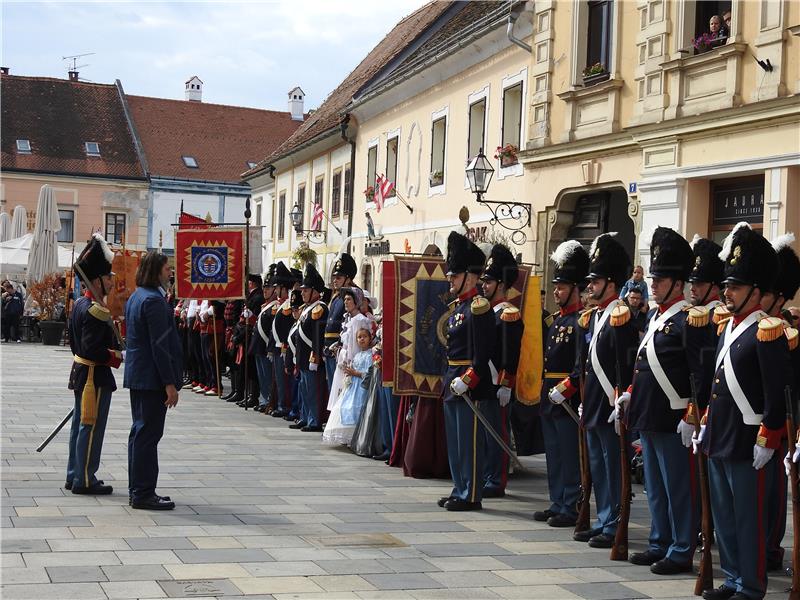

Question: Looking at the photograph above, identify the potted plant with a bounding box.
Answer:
[582,62,609,86]
[27,273,66,345]
[494,144,519,168]
[429,170,444,187]
[291,243,317,270]
[692,32,716,55]
[363,185,375,201]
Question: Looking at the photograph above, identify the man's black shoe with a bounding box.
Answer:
[728,594,752,600]
[547,514,577,528]
[482,487,505,498]
[766,558,783,571]
[437,495,454,508]
[573,528,600,542]
[72,483,113,495]
[533,509,555,522]
[245,399,258,409]
[131,495,175,511]
[587,533,615,548]
[226,395,241,403]
[64,481,72,490]
[301,425,323,432]
[288,421,307,429]
[372,453,390,461]
[129,494,171,506]
[444,498,482,512]
[271,410,287,418]
[630,550,665,566]
[701,585,737,600]
[650,557,692,575]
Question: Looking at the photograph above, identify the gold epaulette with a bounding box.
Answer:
[544,312,555,328]
[578,308,595,329]
[88,302,111,322]
[610,304,631,327]
[272,305,279,315]
[756,316,784,342]
[501,306,521,322]
[471,296,490,315]
[712,305,732,325]
[281,300,292,315]
[785,327,798,351]
[311,304,325,320]
[686,306,710,328]
[717,317,731,337]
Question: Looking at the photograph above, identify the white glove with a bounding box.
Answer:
[121,350,126,362]
[691,425,706,455]
[497,386,512,407]
[242,309,253,319]
[615,391,631,413]
[309,362,318,372]
[677,420,695,448]
[785,446,800,476]
[753,445,774,470]
[548,387,566,405]
[450,377,468,396]
[578,403,583,419]
[785,451,793,478]
[206,305,215,317]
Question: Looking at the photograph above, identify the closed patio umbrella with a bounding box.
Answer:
[11,205,27,239]
[0,212,10,242]
[26,185,62,284]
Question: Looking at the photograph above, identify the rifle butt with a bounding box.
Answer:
[693,551,713,596]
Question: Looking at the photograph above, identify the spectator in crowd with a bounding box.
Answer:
[722,10,731,35]
[709,14,722,37]
[624,289,648,337]
[619,265,649,306]
[2,281,24,343]
[786,305,800,327]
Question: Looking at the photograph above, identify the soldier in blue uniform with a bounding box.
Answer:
[293,264,328,433]
[284,289,305,424]
[267,262,295,418]
[623,227,709,574]
[253,265,278,412]
[538,240,590,527]
[437,231,495,512]
[562,233,638,547]
[324,254,357,390]
[698,222,790,600]
[66,233,122,495]
[479,243,524,499]
[759,233,800,572]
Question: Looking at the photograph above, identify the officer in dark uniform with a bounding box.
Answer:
[438,231,495,512]
[699,222,790,600]
[268,262,295,418]
[538,240,590,527]
[479,243,524,499]
[285,288,305,424]
[294,264,328,432]
[759,234,800,572]
[623,227,709,574]
[66,233,122,494]
[565,233,638,547]
[325,254,358,390]
[253,265,278,412]
[237,273,265,408]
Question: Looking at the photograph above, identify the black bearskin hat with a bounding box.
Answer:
[446,231,485,276]
[689,236,724,286]
[264,263,277,287]
[719,222,779,289]
[300,263,326,293]
[273,262,294,287]
[587,233,631,287]
[648,227,694,281]
[332,253,357,279]
[289,289,303,309]
[481,243,519,288]
[290,268,303,285]
[551,240,590,286]
[75,233,114,281]
[771,234,800,300]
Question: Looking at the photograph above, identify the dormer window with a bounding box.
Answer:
[247,161,257,169]
[85,141,100,156]
[16,139,31,153]
[183,156,198,168]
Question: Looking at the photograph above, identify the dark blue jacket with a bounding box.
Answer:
[325,292,346,347]
[296,301,328,370]
[123,287,183,391]
[68,295,119,392]
[3,291,24,317]
[541,306,582,418]
[490,301,524,393]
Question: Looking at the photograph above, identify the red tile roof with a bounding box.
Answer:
[1,74,145,179]
[247,0,452,174]
[126,96,302,184]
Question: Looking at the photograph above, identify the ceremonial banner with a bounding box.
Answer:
[515,274,543,405]
[175,227,245,300]
[380,260,396,387]
[107,248,145,319]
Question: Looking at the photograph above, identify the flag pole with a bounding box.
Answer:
[322,209,342,235]
[394,190,414,214]
[243,198,251,411]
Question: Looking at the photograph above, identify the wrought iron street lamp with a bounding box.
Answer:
[466,148,531,246]
[289,202,326,244]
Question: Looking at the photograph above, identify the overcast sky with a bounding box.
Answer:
[2,0,429,110]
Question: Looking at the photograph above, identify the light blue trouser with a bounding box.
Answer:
[273,353,289,412]
[254,354,273,407]
[541,412,581,518]
[708,457,767,599]
[324,355,337,392]
[586,423,621,535]
[299,368,320,427]
[482,398,511,492]
[444,399,484,502]
[640,430,696,563]
[66,387,112,489]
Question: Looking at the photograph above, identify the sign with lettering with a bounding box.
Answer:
[711,180,764,226]
[365,240,390,256]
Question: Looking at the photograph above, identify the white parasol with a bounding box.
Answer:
[0,233,73,274]
[11,205,28,239]
[0,212,10,242]
[26,185,62,284]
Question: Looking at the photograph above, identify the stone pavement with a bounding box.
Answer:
[1,343,793,599]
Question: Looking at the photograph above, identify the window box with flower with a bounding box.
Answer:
[494,144,518,168]
[582,62,609,87]
[363,185,375,201]
[429,170,444,187]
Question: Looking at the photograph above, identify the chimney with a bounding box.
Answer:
[0,67,8,75]
[68,70,79,82]
[288,86,305,121]
[185,75,203,102]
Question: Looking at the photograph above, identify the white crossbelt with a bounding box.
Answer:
[287,321,299,357]
[271,302,285,346]
[714,311,765,425]
[488,302,508,385]
[636,300,690,409]
[588,299,620,404]
[256,301,277,344]
[297,300,319,349]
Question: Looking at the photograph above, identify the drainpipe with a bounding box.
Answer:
[340,113,356,255]
[507,6,532,53]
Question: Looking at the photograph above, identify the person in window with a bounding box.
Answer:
[721,10,731,37]
[619,265,649,306]
[624,289,648,337]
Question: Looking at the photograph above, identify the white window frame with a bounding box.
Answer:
[85,141,100,156]
[365,138,379,211]
[428,105,449,197]
[182,156,198,168]
[16,139,31,153]
[498,68,527,180]
[383,126,401,209]
[57,208,75,243]
[466,86,490,189]
[104,211,126,245]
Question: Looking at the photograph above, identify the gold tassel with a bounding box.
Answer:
[785,327,798,351]
[80,365,98,426]
[500,306,521,322]
[610,304,631,327]
[686,306,710,328]
[578,308,595,329]
[471,296,490,315]
[712,305,731,325]
[717,318,731,337]
[756,316,784,342]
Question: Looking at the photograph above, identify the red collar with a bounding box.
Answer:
[83,290,95,301]
[560,302,582,317]
[490,296,506,308]
[733,304,762,326]
[658,294,685,314]
[597,295,616,310]
[458,287,478,303]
